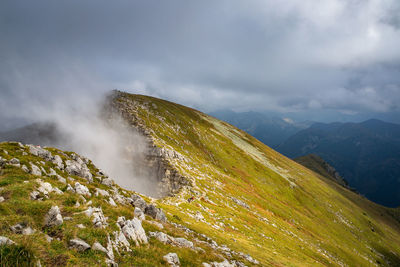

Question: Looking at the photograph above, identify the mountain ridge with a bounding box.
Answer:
[0,91,399,266]
[277,119,400,207]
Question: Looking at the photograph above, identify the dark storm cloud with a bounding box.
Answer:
[1,0,400,123]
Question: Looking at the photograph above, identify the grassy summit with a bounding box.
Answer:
[0,91,399,266]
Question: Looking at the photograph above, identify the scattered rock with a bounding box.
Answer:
[149,231,173,244]
[102,178,114,187]
[109,197,117,207]
[30,190,41,200]
[45,206,63,227]
[174,237,194,249]
[27,145,53,161]
[56,175,66,184]
[66,184,75,193]
[30,163,42,176]
[76,224,86,229]
[10,223,35,235]
[0,196,4,202]
[52,187,64,195]
[149,232,193,248]
[75,182,91,197]
[231,197,250,209]
[117,216,148,245]
[145,204,167,222]
[0,236,15,245]
[48,168,57,176]
[69,238,91,252]
[131,194,147,211]
[21,165,29,173]
[113,230,131,251]
[163,253,180,267]
[84,207,108,228]
[52,155,64,169]
[9,158,20,166]
[65,160,92,182]
[134,207,145,221]
[202,260,236,267]
[92,241,108,254]
[95,188,110,197]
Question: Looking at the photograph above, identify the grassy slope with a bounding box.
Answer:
[113,92,400,266]
[0,142,224,266]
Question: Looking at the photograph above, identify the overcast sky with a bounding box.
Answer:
[1,0,400,128]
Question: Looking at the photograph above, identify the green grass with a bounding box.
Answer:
[111,92,400,266]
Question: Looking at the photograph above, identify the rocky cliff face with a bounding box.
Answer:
[104,90,191,198]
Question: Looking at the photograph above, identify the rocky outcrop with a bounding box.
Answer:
[10,223,35,235]
[163,252,180,266]
[117,216,148,245]
[105,91,191,197]
[84,207,108,228]
[45,206,63,227]
[69,239,91,252]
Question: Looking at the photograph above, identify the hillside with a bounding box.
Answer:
[0,91,400,266]
[277,120,400,207]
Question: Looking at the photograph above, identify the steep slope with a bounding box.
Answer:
[0,142,236,266]
[277,120,400,207]
[210,110,310,148]
[294,154,348,188]
[107,91,400,266]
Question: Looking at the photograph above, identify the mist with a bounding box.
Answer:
[50,103,161,197]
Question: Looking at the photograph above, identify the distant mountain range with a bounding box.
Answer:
[277,119,400,207]
[210,110,313,147]
[0,122,64,147]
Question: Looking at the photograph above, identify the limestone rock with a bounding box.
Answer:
[56,175,66,184]
[84,207,108,228]
[134,207,145,221]
[69,238,91,252]
[109,197,117,206]
[0,236,15,245]
[9,158,20,166]
[95,188,110,197]
[163,253,180,267]
[145,204,167,222]
[27,145,53,161]
[45,206,63,227]
[21,165,29,173]
[102,178,114,187]
[131,194,147,211]
[30,163,42,176]
[174,237,194,249]
[65,160,93,182]
[117,216,148,245]
[52,155,64,169]
[30,190,41,200]
[92,241,108,254]
[10,223,35,235]
[202,260,236,267]
[0,196,4,202]
[74,182,91,197]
